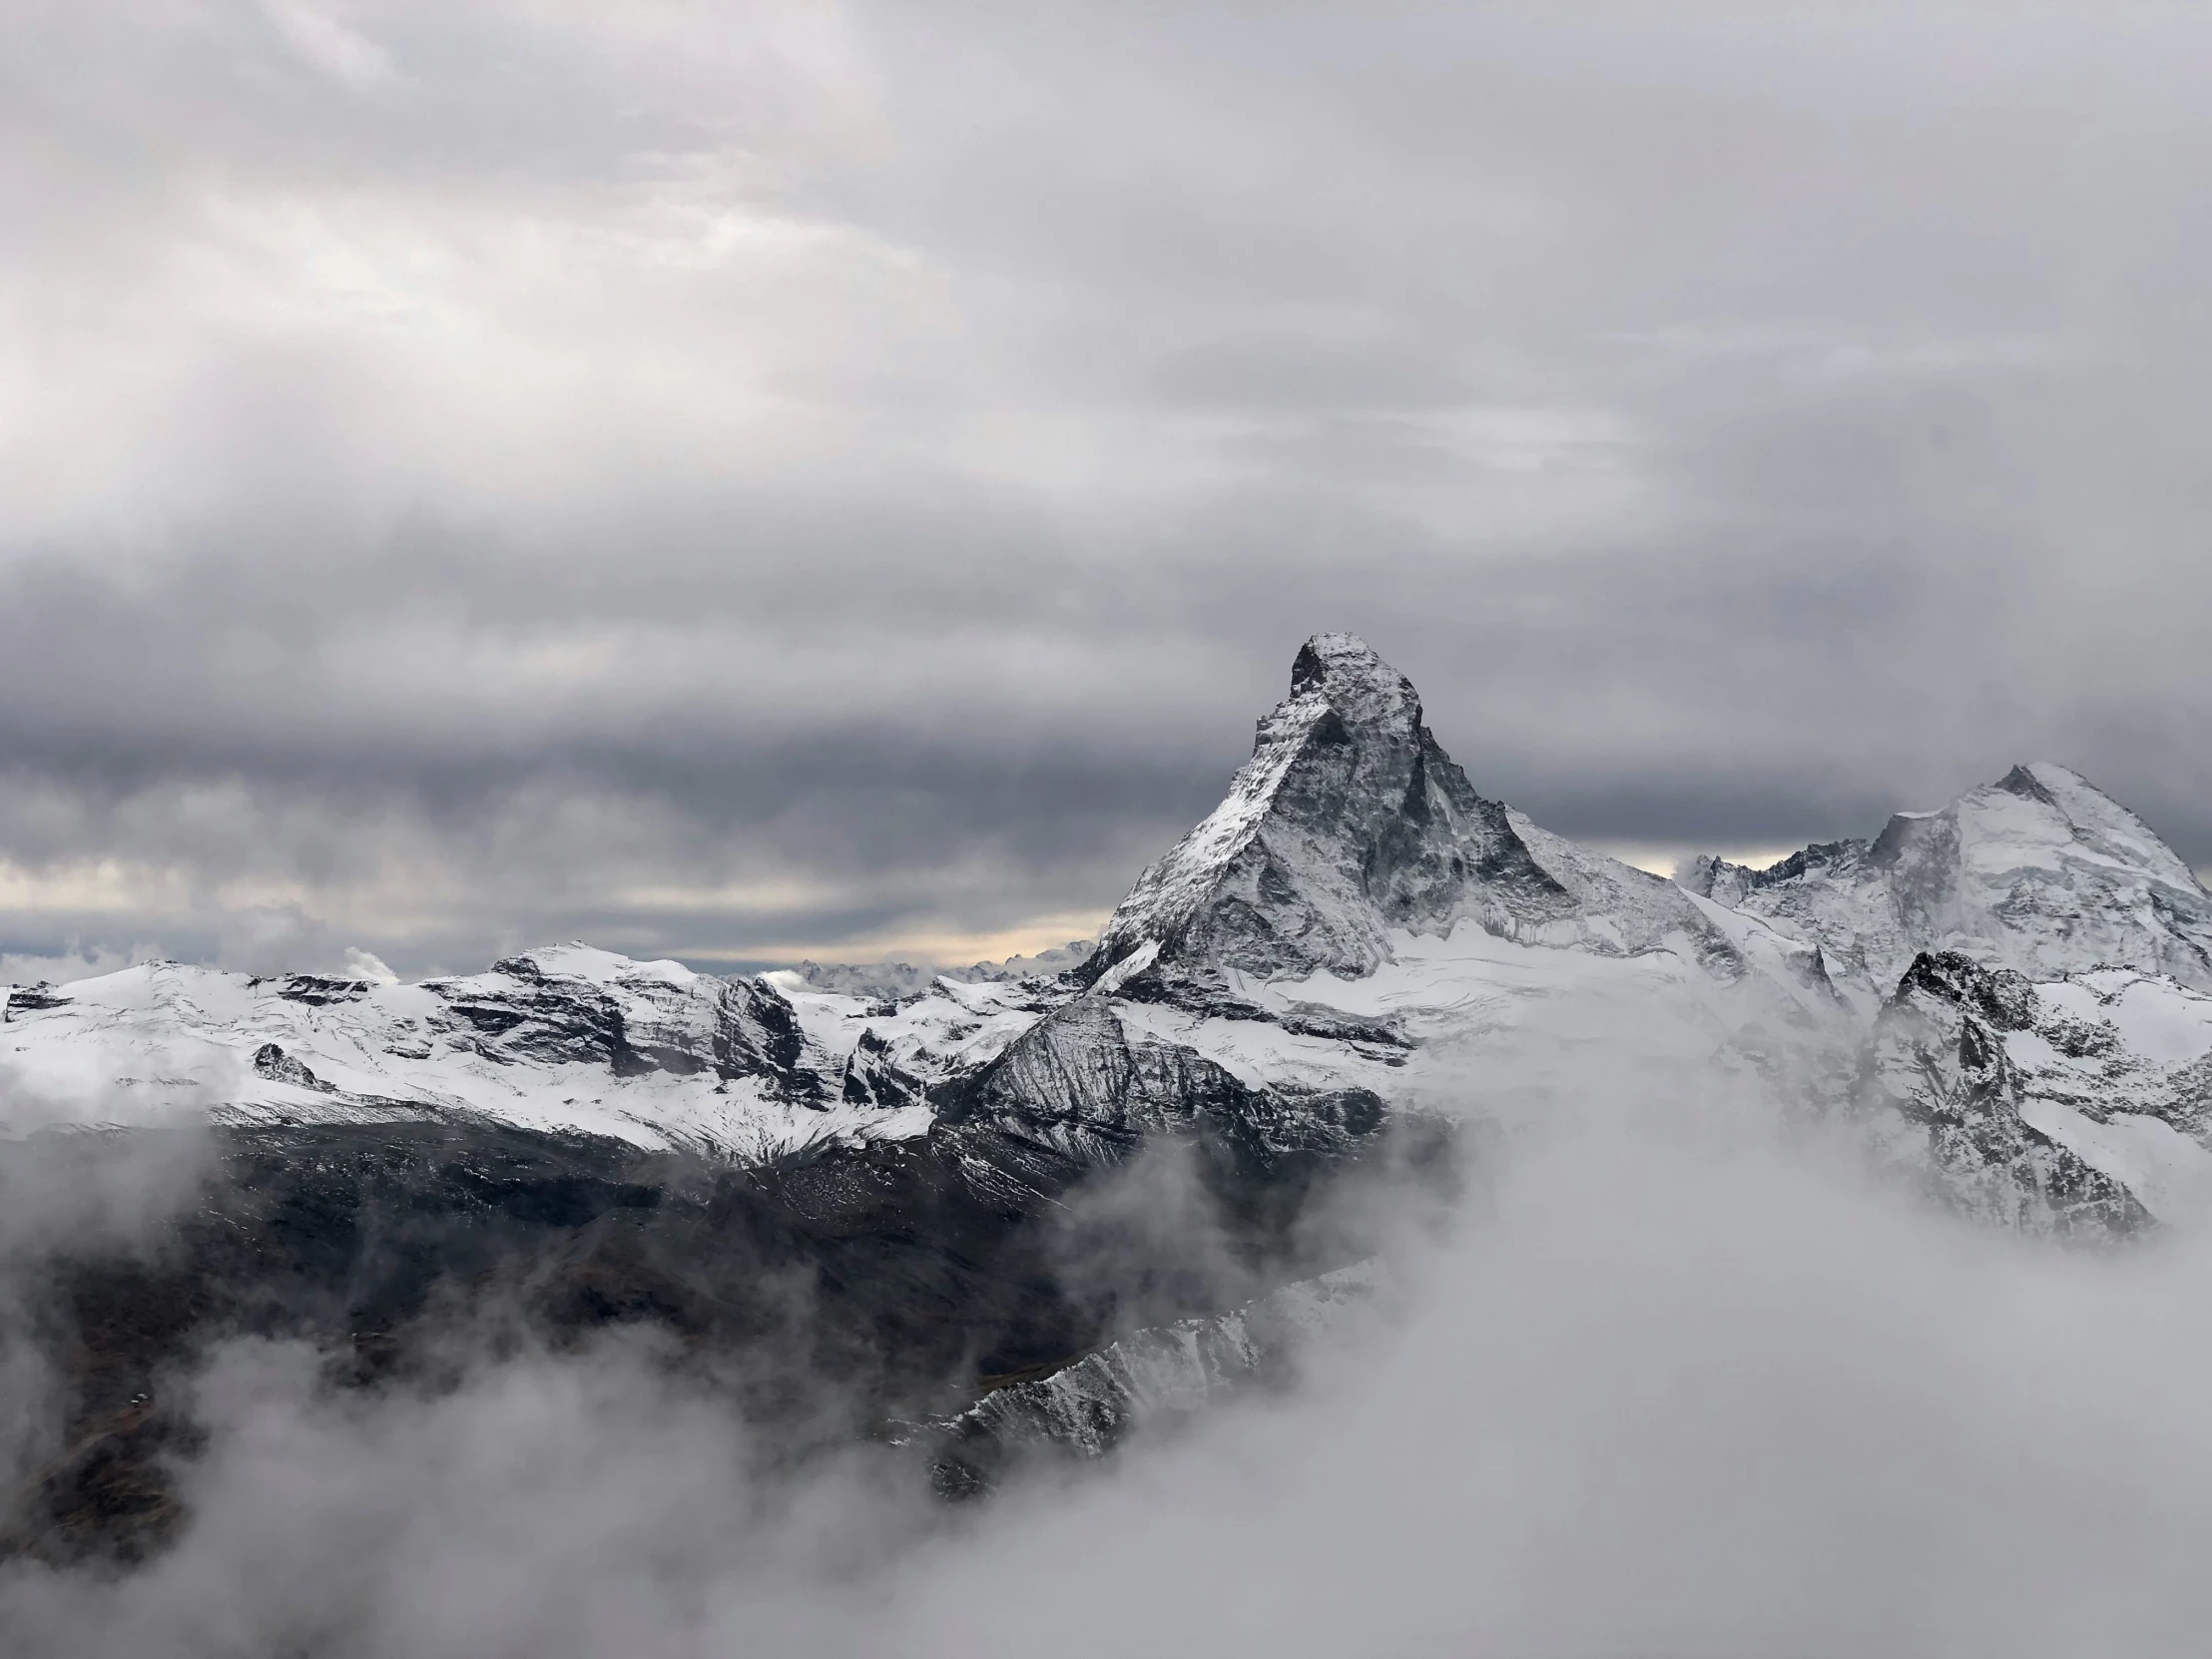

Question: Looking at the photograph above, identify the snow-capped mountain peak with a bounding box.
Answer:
[1683,762,2212,1004]
[1975,763,2202,894]
[1087,634,1762,992]
[1086,632,1431,981]
[12,649,2208,1253]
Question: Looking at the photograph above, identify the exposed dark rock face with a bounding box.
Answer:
[952,999,1384,1169]
[1,982,71,1018]
[1860,951,2150,1236]
[271,974,372,1006]
[252,1043,326,1090]
[414,960,825,1095]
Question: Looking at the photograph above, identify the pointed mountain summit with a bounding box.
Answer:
[1087,633,1745,989]
[1684,762,2212,1000]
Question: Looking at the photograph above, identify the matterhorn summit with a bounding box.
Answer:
[1089,633,1756,998]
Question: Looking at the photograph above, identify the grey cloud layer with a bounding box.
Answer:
[3,1,2208,973]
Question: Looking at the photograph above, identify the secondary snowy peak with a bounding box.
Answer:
[1089,633,1750,986]
[1684,763,2212,1003]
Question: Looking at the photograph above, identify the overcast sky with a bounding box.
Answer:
[3,0,2208,978]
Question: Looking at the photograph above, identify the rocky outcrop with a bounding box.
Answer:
[1,980,71,1018]
[1860,952,2151,1235]
[421,950,832,1097]
[952,998,1384,1168]
[922,1262,1378,1491]
[251,1043,327,1091]
[1860,950,2212,1233]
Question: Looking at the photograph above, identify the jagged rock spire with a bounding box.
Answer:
[1088,634,1744,988]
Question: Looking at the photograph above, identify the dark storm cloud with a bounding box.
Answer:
[2,0,2209,975]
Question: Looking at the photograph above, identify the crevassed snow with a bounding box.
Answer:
[1196,919,1821,1132]
[2015,764,2202,890]
[1238,918,1802,1036]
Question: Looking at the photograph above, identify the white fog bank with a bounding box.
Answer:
[8,1071,2212,1658]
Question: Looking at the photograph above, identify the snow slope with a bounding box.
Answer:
[1684,764,2212,1007]
[2,945,1059,1158]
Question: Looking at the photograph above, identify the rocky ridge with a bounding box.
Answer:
[1859,952,2212,1232]
[918,1261,1380,1492]
[1681,761,2212,1234]
[0,944,1049,1159]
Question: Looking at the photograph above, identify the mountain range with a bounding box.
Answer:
[7,633,2212,1551]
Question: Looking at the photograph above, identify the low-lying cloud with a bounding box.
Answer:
[0,1109,216,1545]
[8,1039,2212,1657]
